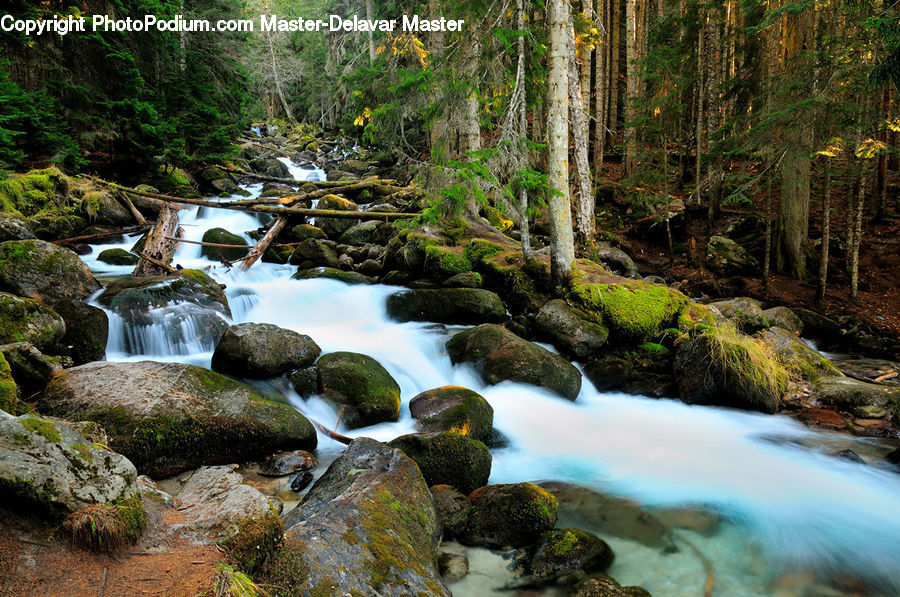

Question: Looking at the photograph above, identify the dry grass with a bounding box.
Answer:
[212,563,269,597]
[63,504,129,554]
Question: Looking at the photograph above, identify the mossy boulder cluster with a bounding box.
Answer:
[0,291,66,351]
[39,361,317,477]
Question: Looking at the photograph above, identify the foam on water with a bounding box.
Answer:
[78,162,900,596]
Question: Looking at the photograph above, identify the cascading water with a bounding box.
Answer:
[78,158,900,597]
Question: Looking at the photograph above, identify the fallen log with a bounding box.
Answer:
[132,205,180,277]
[118,193,147,226]
[241,216,288,270]
[222,166,398,188]
[226,180,406,206]
[163,236,252,250]
[53,225,150,245]
[308,417,353,446]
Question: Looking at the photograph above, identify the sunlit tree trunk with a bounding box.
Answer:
[568,22,594,247]
[607,0,620,148]
[850,163,868,299]
[695,16,705,205]
[548,0,576,284]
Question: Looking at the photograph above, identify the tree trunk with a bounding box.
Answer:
[593,0,609,176]
[548,0,576,284]
[762,176,773,293]
[608,0,620,148]
[695,17,705,205]
[366,0,376,63]
[815,167,831,306]
[267,29,293,122]
[516,0,532,260]
[568,23,594,247]
[850,165,867,299]
[133,206,180,277]
[624,0,637,176]
[579,0,594,110]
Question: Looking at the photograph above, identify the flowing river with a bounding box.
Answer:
[77,160,900,597]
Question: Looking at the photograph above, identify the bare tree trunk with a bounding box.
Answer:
[568,23,594,247]
[366,0,376,63]
[695,17,705,205]
[624,0,637,176]
[707,18,722,228]
[815,166,831,306]
[461,39,482,156]
[593,0,609,176]
[608,0,620,149]
[428,0,449,162]
[266,29,293,122]
[580,0,594,110]
[548,0,576,284]
[762,177,773,293]
[850,165,867,300]
[515,0,532,259]
[133,206,180,277]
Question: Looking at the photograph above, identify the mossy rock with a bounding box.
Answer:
[386,288,507,325]
[423,245,472,280]
[289,224,327,242]
[78,190,131,226]
[27,214,88,241]
[389,431,492,495]
[1,342,62,398]
[462,482,559,548]
[97,248,139,266]
[763,306,803,335]
[708,297,769,334]
[291,267,374,285]
[338,221,382,246]
[0,351,21,414]
[535,299,608,359]
[288,238,340,268]
[0,239,101,304]
[676,302,718,333]
[52,299,109,365]
[759,327,842,382]
[568,281,689,343]
[316,352,401,429]
[463,239,504,265]
[430,484,472,539]
[674,325,788,413]
[39,361,317,477]
[0,168,67,216]
[0,291,65,351]
[526,528,614,584]
[211,322,321,378]
[447,324,582,400]
[200,227,249,262]
[409,386,494,444]
[814,376,900,410]
[0,212,36,242]
[572,574,653,597]
[316,194,359,238]
[443,271,483,289]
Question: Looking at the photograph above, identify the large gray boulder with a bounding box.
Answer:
[39,361,317,477]
[409,386,494,445]
[268,438,450,596]
[316,194,359,238]
[447,324,582,400]
[0,239,101,303]
[762,306,803,335]
[211,323,321,378]
[535,299,608,359]
[316,351,401,428]
[0,214,36,241]
[759,327,842,381]
[708,297,769,334]
[706,235,758,276]
[0,412,140,516]
[0,292,65,351]
[386,288,507,325]
[814,376,900,410]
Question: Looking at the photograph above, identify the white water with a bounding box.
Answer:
[78,158,900,597]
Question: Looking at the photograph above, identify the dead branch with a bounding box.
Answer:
[241,216,288,270]
[53,225,150,245]
[132,205,180,277]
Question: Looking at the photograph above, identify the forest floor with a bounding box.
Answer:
[603,160,900,337]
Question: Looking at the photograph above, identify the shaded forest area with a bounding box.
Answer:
[2,0,900,331]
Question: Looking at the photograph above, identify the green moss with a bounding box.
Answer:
[463,238,503,264]
[0,169,61,215]
[222,510,283,574]
[677,302,718,333]
[389,432,491,495]
[696,325,789,403]
[569,281,689,343]
[465,482,559,547]
[21,417,62,443]
[113,494,147,542]
[71,443,93,463]
[424,244,471,279]
[0,352,19,414]
[637,342,668,354]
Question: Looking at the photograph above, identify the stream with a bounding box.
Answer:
[77,159,900,597]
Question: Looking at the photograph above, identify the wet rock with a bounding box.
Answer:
[288,366,318,397]
[40,361,317,477]
[572,574,652,597]
[794,407,846,431]
[80,190,132,226]
[461,482,558,548]
[249,157,289,178]
[288,237,340,268]
[443,271,483,289]
[0,292,65,352]
[795,308,842,340]
[535,299,608,359]
[171,465,282,572]
[759,327,843,381]
[814,376,900,410]
[289,471,314,493]
[706,235,758,276]
[409,386,494,445]
[387,288,507,325]
[0,342,61,397]
[763,306,803,335]
[835,449,866,464]
[289,224,327,242]
[524,528,614,586]
[0,352,20,414]
[836,358,900,386]
[316,351,401,428]
[211,322,320,379]
[0,214,36,241]
[200,228,249,262]
[266,438,449,596]
[97,248,140,265]
[51,299,108,365]
[708,297,769,334]
[447,324,582,400]
[292,266,375,284]
[430,484,472,539]
[339,220,382,245]
[0,239,101,304]
[356,258,382,277]
[438,552,469,582]
[0,412,140,516]
[593,243,638,278]
[389,431,491,495]
[258,450,318,477]
[316,194,359,238]
[583,348,676,398]
[338,253,354,270]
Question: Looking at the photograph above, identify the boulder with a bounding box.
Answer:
[80,190,132,226]
[573,575,653,597]
[0,292,65,351]
[837,358,900,386]
[316,194,359,238]
[438,552,469,582]
[39,361,317,477]
[0,412,140,516]
[258,450,317,477]
[96,270,230,355]
[289,224,327,242]
[267,438,449,597]
[524,528,614,586]
[386,288,507,325]
[593,243,637,278]
[200,228,249,262]
[708,297,769,334]
[706,235,759,276]
[443,271,483,289]
[674,326,787,413]
[0,342,61,397]
[461,482,559,548]
[292,267,375,284]
[814,376,900,410]
[763,306,803,335]
[288,237,340,268]
[759,327,842,381]
[535,299,608,359]
[51,299,109,365]
[430,484,472,539]
[583,347,676,398]
[249,158,290,178]
[170,465,282,572]
[97,248,139,265]
[211,322,321,378]
[0,239,101,304]
[0,214,36,241]
[389,432,491,495]
[316,351,401,428]
[447,324,582,400]
[0,352,21,414]
[339,220,382,245]
[409,386,494,445]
